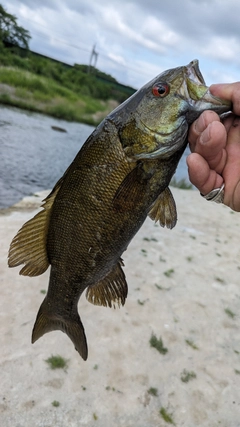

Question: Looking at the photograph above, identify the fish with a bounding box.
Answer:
[8,60,231,360]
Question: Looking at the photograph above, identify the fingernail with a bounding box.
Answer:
[199,125,210,144]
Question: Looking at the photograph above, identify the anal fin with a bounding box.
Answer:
[148,187,177,229]
[86,259,128,308]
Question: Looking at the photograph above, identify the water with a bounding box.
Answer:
[0,105,191,209]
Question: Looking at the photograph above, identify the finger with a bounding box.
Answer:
[210,83,240,115]
[223,117,240,210]
[188,111,220,151]
[187,153,224,194]
[195,121,227,174]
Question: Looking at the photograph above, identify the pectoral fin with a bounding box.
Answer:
[86,259,128,308]
[8,182,62,276]
[113,164,147,211]
[148,187,177,229]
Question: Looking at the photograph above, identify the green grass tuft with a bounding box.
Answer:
[150,334,168,355]
[164,268,174,278]
[159,407,175,424]
[45,354,68,370]
[225,308,236,319]
[185,339,199,350]
[181,369,197,383]
[148,387,158,396]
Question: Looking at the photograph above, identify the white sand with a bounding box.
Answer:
[1,188,240,427]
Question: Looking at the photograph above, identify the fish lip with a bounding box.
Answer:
[180,60,231,109]
[185,59,206,86]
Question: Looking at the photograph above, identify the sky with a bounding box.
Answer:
[4,0,240,90]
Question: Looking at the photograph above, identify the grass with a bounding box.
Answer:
[164,268,175,278]
[225,308,236,319]
[159,407,175,424]
[45,354,68,370]
[148,387,158,396]
[0,67,115,125]
[150,334,168,355]
[181,369,197,383]
[185,339,199,350]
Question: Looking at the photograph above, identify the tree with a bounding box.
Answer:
[0,4,31,49]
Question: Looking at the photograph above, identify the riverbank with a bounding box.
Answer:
[0,68,119,125]
[1,188,240,426]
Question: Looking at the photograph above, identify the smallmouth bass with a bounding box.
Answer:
[8,60,231,360]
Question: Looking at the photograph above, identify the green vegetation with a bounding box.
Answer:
[45,354,68,370]
[185,339,199,350]
[137,299,146,305]
[51,400,60,407]
[159,407,175,424]
[215,276,225,284]
[0,5,136,124]
[225,308,236,319]
[180,369,197,383]
[164,268,175,278]
[0,65,119,125]
[148,387,158,396]
[0,4,31,49]
[150,334,168,355]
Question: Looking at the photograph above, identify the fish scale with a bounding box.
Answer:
[8,60,231,360]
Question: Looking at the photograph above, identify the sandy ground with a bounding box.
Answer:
[1,187,240,427]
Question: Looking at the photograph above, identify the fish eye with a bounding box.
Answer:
[152,82,170,97]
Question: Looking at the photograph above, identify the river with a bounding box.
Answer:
[0,105,191,209]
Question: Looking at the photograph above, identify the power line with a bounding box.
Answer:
[11,12,152,80]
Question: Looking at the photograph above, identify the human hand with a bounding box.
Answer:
[187,83,240,211]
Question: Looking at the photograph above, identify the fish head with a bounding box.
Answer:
[115,60,231,160]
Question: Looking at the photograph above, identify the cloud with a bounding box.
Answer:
[4,0,240,88]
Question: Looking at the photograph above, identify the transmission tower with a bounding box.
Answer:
[88,44,98,73]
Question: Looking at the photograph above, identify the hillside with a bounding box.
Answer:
[0,45,136,124]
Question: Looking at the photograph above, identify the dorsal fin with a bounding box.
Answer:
[148,187,177,229]
[86,259,128,308]
[8,182,62,276]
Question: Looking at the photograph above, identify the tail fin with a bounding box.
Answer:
[32,297,88,360]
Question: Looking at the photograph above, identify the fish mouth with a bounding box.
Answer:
[180,59,231,110]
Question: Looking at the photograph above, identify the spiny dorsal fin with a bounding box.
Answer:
[8,183,61,276]
[148,187,177,229]
[86,259,128,308]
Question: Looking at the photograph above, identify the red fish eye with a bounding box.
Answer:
[152,83,170,97]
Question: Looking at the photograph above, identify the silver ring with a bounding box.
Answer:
[201,183,225,204]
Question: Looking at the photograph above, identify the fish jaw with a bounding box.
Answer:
[182,60,231,122]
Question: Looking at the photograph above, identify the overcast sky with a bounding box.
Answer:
[4,0,240,89]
